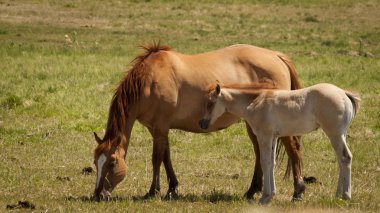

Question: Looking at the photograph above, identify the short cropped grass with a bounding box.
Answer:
[0,0,379,212]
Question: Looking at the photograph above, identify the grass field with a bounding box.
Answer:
[0,0,379,212]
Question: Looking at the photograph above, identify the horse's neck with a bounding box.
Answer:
[104,105,137,157]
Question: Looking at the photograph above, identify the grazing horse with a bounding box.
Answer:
[199,83,360,204]
[92,43,305,201]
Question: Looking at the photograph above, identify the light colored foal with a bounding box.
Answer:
[200,83,360,204]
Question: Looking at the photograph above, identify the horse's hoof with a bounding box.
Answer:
[292,196,303,202]
[101,190,112,201]
[244,187,261,200]
[164,190,179,201]
[244,191,254,200]
[91,195,101,202]
[143,190,161,200]
[292,180,306,200]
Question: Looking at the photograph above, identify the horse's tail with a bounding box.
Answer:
[278,54,302,90]
[277,54,302,179]
[345,90,361,118]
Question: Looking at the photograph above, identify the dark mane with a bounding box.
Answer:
[102,43,171,142]
[94,140,112,158]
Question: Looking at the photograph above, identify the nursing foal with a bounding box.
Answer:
[199,83,360,204]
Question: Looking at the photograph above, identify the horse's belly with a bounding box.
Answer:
[171,113,240,133]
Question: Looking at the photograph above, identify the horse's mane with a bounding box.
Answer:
[102,43,171,142]
[94,140,112,158]
[207,82,278,93]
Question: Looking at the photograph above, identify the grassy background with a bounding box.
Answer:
[0,0,379,212]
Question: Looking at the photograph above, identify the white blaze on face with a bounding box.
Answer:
[96,154,107,189]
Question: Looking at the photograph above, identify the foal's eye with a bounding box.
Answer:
[207,102,214,110]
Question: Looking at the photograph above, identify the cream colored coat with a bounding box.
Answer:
[202,83,360,204]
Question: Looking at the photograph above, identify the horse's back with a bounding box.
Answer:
[138,44,294,132]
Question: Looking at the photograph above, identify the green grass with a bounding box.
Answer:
[0,0,379,212]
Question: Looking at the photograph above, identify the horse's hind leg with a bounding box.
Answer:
[328,133,352,200]
[244,122,263,199]
[281,136,305,201]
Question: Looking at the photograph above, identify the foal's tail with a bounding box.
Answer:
[345,91,361,118]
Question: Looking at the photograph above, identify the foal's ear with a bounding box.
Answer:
[94,132,102,144]
[215,84,221,95]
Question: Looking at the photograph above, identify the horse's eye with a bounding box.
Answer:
[109,161,116,168]
[110,158,118,168]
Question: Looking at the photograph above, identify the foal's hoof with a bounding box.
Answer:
[259,195,272,205]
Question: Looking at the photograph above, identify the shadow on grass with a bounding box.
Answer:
[66,191,247,203]
[65,195,127,203]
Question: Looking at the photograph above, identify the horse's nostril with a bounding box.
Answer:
[199,119,209,129]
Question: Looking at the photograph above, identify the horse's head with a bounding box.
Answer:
[93,132,127,201]
[199,84,226,130]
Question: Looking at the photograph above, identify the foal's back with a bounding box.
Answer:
[252,83,356,136]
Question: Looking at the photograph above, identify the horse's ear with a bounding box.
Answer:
[216,84,221,95]
[94,132,102,144]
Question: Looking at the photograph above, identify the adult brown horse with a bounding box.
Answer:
[92,43,305,201]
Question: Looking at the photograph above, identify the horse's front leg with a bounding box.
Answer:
[163,141,179,200]
[257,134,275,204]
[144,127,170,199]
[145,128,178,200]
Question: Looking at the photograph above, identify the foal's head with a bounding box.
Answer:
[93,133,127,201]
[199,84,226,130]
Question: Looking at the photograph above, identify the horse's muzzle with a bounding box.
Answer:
[199,119,210,130]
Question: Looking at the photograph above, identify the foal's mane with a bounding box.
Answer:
[102,43,171,142]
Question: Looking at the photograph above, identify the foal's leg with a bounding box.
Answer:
[328,133,352,200]
[244,122,263,199]
[270,138,278,197]
[281,136,305,200]
[257,134,275,204]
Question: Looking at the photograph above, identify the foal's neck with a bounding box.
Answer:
[222,88,263,117]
